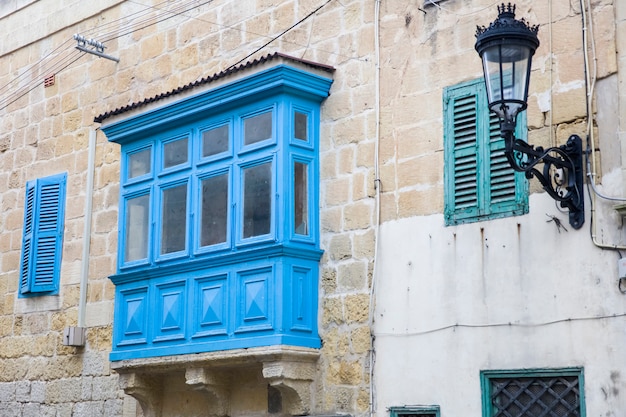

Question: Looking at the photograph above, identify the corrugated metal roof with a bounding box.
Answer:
[93,52,334,124]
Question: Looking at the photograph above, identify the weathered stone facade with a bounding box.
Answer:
[1,0,625,416]
[1,0,377,415]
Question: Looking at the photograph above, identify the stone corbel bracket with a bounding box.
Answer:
[111,346,320,416]
[118,372,163,417]
[262,359,317,415]
[185,367,231,416]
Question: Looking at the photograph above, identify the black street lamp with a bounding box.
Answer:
[475,3,585,229]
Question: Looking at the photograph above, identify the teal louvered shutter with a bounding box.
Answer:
[444,79,527,226]
[20,173,66,295]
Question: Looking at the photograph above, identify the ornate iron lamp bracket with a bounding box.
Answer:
[475,3,585,230]
[500,120,585,229]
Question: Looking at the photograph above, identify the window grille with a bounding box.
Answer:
[482,369,584,417]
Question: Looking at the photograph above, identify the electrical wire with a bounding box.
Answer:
[577,0,626,251]
[424,0,501,16]
[370,3,382,417]
[0,0,214,112]
[0,51,86,110]
[100,0,214,42]
[0,0,350,112]
[374,311,626,338]
[225,0,334,70]
[580,0,626,203]
[0,38,74,96]
[81,0,179,39]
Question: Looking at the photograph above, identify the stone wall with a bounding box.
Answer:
[0,0,621,415]
[0,0,377,415]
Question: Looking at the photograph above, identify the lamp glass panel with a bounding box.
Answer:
[482,44,531,121]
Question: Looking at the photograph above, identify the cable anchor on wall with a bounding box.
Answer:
[73,33,119,63]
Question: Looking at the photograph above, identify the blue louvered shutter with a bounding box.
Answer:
[20,182,36,293]
[20,173,66,295]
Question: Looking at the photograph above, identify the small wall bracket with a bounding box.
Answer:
[73,33,119,63]
[63,326,86,346]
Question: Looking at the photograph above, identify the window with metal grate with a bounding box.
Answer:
[481,369,585,417]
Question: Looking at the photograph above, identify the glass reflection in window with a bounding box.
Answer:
[128,148,151,179]
[244,111,272,145]
[294,162,308,235]
[125,194,150,262]
[202,125,229,157]
[163,137,188,169]
[201,173,228,246]
[161,184,187,254]
[243,162,272,238]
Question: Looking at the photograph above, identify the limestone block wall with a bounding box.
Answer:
[376,0,619,219]
[1,0,621,415]
[0,0,377,415]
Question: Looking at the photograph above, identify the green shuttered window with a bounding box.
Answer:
[20,172,67,296]
[444,78,528,225]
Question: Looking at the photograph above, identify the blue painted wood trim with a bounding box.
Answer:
[102,65,333,144]
[110,254,321,361]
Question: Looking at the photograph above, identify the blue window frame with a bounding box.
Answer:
[19,172,67,296]
[103,63,333,360]
[443,78,528,226]
[481,368,585,417]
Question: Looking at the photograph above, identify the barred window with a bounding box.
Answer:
[481,369,584,417]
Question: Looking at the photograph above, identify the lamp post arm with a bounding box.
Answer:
[500,125,585,229]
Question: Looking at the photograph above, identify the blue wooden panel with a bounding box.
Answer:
[116,287,149,346]
[154,281,186,342]
[109,255,323,360]
[235,267,273,333]
[290,266,313,333]
[192,274,228,338]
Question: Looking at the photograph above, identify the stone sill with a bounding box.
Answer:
[112,345,320,417]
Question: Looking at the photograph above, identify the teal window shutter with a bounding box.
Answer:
[20,172,67,295]
[444,79,528,226]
